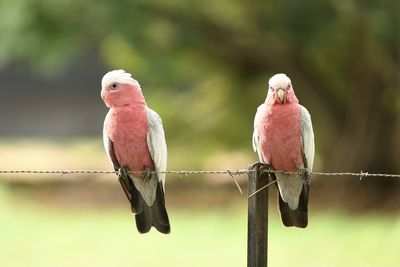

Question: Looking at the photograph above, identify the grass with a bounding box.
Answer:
[0,186,400,267]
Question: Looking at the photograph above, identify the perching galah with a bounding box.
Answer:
[101,70,170,234]
[252,73,315,228]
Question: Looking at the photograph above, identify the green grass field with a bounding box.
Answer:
[1,185,399,267]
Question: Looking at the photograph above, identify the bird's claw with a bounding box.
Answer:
[142,168,152,182]
[249,162,264,170]
[249,162,273,177]
[299,168,311,185]
[118,166,130,178]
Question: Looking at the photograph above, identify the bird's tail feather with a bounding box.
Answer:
[119,172,170,234]
[135,202,152,233]
[134,182,170,234]
[118,175,143,214]
[278,182,309,228]
[150,182,170,233]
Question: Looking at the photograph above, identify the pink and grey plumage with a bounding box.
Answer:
[253,74,315,228]
[101,70,170,234]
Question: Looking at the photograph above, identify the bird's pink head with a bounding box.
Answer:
[101,69,145,108]
[265,73,298,106]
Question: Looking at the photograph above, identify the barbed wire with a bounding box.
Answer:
[0,169,399,178]
[1,169,399,197]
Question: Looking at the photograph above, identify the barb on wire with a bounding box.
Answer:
[226,169,243,194]
[359,170,367,181]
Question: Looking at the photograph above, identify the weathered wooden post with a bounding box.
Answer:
[247,165,269,267]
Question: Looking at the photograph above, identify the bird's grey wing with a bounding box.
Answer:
[103,116,120,170]
[146,107,168,188]
[252,103,266,162]
[300,105,315,171]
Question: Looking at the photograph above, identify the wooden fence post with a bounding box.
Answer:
[247,165,269,267]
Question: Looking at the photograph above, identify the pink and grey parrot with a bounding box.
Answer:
[252,73,315,228]
[101,70,170,234]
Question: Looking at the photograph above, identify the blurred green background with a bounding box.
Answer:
[0,0,399,266]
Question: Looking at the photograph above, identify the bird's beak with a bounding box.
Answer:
[277,88,285,103]
[101,88,106,100]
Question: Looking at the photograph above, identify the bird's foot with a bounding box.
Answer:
[118,166,130,178]
[142,167,152,182]
[299,168,311,185]
[249,162,273,177]
[249,161,263,170]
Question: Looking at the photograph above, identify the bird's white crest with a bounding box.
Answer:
[268,73,291,87]
[101,69,139,89]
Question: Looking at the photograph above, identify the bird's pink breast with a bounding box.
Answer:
[106,106,154,172]
[258,104,303,171]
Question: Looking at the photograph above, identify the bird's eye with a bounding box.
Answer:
[111,83,117,89]
[287,84,291,90]
[269,86,274,91]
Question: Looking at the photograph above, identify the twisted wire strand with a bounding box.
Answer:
[1,169,398,197]
[0,169,399,178]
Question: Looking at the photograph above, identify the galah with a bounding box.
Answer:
[101,70,170,234]
[252,73,315,228]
